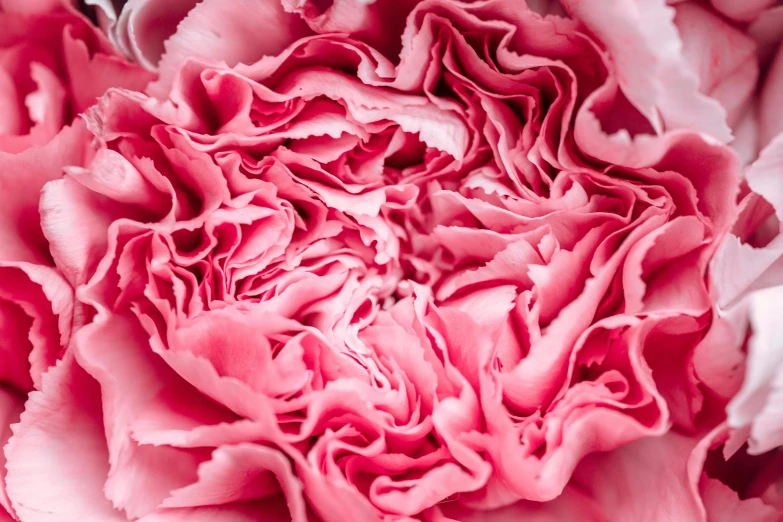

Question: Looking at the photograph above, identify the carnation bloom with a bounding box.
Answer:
[0,0,762,521]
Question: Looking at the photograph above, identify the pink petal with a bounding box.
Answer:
[435,485,607,522]
[571,432,705,521]
[0,388,23,519]
[148,0,311,99]
[62,25,155,114]
[39,176,116,286]
[691,310,746,403]
[701,478,781,522]
[709,0,778,23]
[0,263,73,390]
[162,443,307,522]
[673,2,758,130]
[0,122,89,265]
[0,0,67,13]
[691,425,783,521]
[759,42,783,149]
[711,134,783,309]
[281,0,419,58]
[75,313,203,519]
[563,0,731,151]
[138,502,285,522]
[4,356,125,522]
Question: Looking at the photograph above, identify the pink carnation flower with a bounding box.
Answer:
[0,0,779,521]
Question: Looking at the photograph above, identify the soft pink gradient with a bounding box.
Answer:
[0,0,778,520]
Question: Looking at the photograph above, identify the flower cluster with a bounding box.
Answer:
[0,0,781,521]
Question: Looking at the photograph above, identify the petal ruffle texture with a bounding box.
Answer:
[0,0,776,520]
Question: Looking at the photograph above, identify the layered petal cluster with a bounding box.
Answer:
[435,424,783,522]
[706,0,783,464]
[0,0,761,521]
[0,5,153,520]
[698,0,783,516]
[712,136,783,456]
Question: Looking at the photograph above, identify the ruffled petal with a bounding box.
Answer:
[4,356,125,522]
[149,0,311,98]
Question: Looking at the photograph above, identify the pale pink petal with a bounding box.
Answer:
[562,0,731,142]
[148,0,311,99]
[711,134,783,309]
[726,286,783,454]
[673,2,758,129]
[105,0,200,70]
